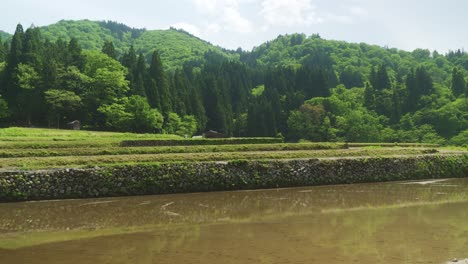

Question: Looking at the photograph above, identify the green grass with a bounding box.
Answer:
[0,143,345,158]
[0,127,465,170]
[0,127,181,149]
[0,127,181,140]
[0,148,449,170]
[347,142,441,148]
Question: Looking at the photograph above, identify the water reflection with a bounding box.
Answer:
[0,178,467,264]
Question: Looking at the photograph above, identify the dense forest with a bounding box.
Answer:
[0,20,466,144]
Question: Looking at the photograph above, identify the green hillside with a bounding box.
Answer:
[0,30,10,40]
[40,20,235,69]
[242,33,463,86]
[0,21,466,145]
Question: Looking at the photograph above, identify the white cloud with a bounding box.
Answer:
[260,0,323,27]
[193,0,243,14]
[222,6,253,33]
[171,22,202,37]
[349,6,368,16]
[320,6,368,24]
[192,0,253,33]
[206,23,221,33]
[193,0,218,15]
[325,14,353,24]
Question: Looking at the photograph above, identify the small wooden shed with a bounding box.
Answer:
[204,130,227,138]
[67,120,81,130]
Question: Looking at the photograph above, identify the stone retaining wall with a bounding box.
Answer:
[0,155,466,202]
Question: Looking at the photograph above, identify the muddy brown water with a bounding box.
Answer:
[0,178,467,264]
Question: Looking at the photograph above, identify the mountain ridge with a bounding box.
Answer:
[0,19,466,144]
[35,19,236,69]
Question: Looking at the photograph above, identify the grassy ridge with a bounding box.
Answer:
[0,143,344,158]
[0,148,442,170]
[0,127,464,170]
[0,127,182,140]
[120,138,283,147]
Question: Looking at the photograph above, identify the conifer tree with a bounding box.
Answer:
[451,67,466,97]
[21,27,42,66]
[0,37,5,62]
[364,82,376,110]
[121,45,137,70]
[3,24,25,107]
[148,50,171,114]
[101,41,117,59]
[121,45,137,95]
[371,65,391,91]
[133,53,146,97]
[172,69,190,115]
[67,38,84,70]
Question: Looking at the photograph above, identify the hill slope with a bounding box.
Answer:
[39,20,235,69]
[241,33,465,86]
[0,30,10,40]
[0,20,466,144]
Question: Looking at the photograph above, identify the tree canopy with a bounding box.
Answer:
[0,22,466,145]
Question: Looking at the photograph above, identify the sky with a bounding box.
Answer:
[1,0,467,53]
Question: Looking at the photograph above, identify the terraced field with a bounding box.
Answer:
[0,127,464,170]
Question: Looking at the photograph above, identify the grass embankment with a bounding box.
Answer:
[0,127,465,170]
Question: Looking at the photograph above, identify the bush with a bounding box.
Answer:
[450,130,468,147]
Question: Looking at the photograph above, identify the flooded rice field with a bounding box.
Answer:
[0,178,467,264]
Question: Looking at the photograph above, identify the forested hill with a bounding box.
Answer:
[0,21,466,145]
[242,33,467,86]
[38,20,235,69]
[0,30,11,40]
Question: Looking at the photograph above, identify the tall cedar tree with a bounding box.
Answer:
[121,45,137,90]
[3,24,25,110]
[451,67,466,97]
[67,38,84,70]
[101,41,117,60]
[0,37,5,62]
[148,50,172,115]
[133,53,146,97]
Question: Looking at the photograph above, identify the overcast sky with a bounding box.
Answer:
[1,0,466,53]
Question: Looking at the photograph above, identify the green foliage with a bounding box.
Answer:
[148,50,171,114]
[451,67,466,97]
[99,96,164,133]
[0,30,10,41]
[163,112,197,137]
[0,96,9,119]
[450,130,468,147]
[44,90,82,127]
[40,20,234,70]
[164,112,181,134]
[303,86,384,142]
[340,65,364,89]
[0,22,466,146]
[17,63,39,90]
[179,115,198,137]
[82,50,130,119]
[251,85,265,97]
[287,104,328,141]
[101,41,117,59]
[59,66,91,94]
[97,101,132,130]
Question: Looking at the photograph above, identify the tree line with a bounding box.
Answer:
[0,25,466,144]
